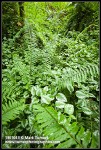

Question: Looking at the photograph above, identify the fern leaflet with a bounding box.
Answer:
[32,103,98,148]
[2,100,26,125]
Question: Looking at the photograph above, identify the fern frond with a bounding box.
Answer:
[32,104,98,148]
[74,64,98,81]
[2,100,26,125]
[2,82,17,103]
[61,64,99,85]
[57,63,99,93]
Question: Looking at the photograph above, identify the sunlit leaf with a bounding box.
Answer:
[43,86,48,93]
[64,104,74,115]
[82,107,92,115]
[41,94,54,104]
[76,90,87,99]
[55,101,65,109]
[58,111,66,125]
[56,93,67,102]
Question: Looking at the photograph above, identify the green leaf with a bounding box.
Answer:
[58,112,66,125]
[31,86,36,96]
[82,107,92,115]
[55,101,65,109]
[77,99,87,107]
[76,90,87,99]
[57,138,76,148]
[76,90,95,99]
[68,115,76,122]
[2,100,26,125]
[31,97,39,104]
[67,81,74,94]
[21,119,28,128]
[31,86,42,97]
[88,93,96,98]
[36,88,42,97]
[69,122,79,135]
[43,86,48,94]
[64,104,74,115]
[56,93,67,102]
[76,126,85,142]
[41,94,54,104]
[82,130,91,148]
[90,132,99,148]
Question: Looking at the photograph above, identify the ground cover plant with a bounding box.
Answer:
[2,2,100,148]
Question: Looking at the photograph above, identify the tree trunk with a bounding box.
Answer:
[18,2,24,26]
[2,2,19,39]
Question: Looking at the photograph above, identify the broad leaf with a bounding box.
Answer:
[31,86,36,96]
[76,90,87,99]
[55,101,65,109]
[82,107,92,115]
[43,86,48,94]
[58,112,66,125]
[41,94,54,104]
[56,93,67,102]
[64,104,74,115]
[76,90,95,99]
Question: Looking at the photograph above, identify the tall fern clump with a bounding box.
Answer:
[2,2,99,149]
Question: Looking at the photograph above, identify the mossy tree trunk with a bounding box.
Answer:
[2,2,25,38]
[18,2,25,26]
[2,2,19,39]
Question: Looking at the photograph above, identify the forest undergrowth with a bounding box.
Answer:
[2,2,100,148]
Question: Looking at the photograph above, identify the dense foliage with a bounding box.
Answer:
[2,2,100,149]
